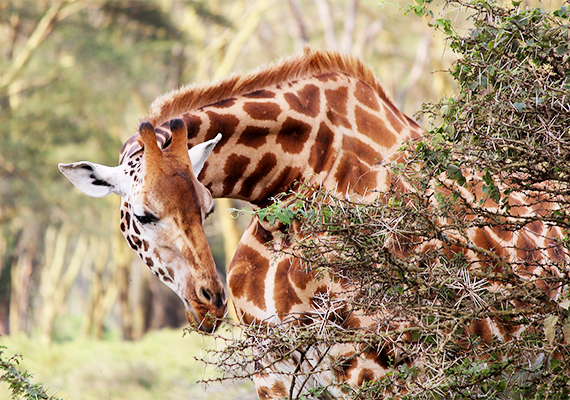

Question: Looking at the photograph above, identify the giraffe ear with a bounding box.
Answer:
[58,161,126,198]
[189,133,222,176]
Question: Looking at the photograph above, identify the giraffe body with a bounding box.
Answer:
[59,48,566,399]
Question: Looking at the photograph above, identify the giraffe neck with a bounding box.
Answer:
[143,72,421,206]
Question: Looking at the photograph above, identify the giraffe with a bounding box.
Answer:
[59,48,567,399]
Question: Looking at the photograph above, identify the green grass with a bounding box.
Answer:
[0,329,256,400]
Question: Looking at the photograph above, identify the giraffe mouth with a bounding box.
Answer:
[183,299,223,333]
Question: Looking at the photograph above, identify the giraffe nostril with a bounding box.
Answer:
[201,287,212,303]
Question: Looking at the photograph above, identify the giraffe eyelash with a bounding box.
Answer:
[135,213,159,225]
[205,204,215,219]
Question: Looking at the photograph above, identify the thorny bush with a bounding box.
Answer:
[195,1,570,399]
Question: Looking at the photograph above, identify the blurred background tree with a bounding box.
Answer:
[0,0,456,343]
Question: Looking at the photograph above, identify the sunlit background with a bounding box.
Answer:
[0,0,564,398]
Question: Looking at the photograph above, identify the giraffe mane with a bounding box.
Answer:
[145,47,389,128]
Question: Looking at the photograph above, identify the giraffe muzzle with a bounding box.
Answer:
[199,287,227,310]
[183,286,227,333]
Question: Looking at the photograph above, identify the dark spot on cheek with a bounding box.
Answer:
[145,257,154,267]
[132,221,140,235]
[126,235,137,250]
[120,223,126,232]
[132,236,142,249]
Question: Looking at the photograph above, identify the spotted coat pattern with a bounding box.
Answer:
[81,48,566,399]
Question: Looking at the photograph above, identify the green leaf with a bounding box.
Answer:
[482,169,493,186]
[556,44,568,55]
[513,102,526,112]
[447,164,466,186]
[414,5,424,17]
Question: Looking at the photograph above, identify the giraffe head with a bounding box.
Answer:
[59,119,226,332]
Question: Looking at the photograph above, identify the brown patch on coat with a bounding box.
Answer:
[243,89,276,99]
[384,107,405,132]
[308,121,336,174]
[253,221,274,245]
[243,101,282,121]
[515,232,538,266]
[222,154,251,197]
[354,105,397,148]
[495,224,513,243]
[270,381,288,397]
[276,117,312,154]
[546,234,565,262]
[332,353,358,382]
[256,166,301,205]
[240,153,278,198]
[273,260,304,314]
[209,98,236,108]
[315,72,340,82]
[182,114,202,140]
[325,86,351,128]
[472,228,500,260]
[284,84,320,117]
[205,111,240,152]
[256,386,270,400]
[287,258,314,291]
[237,125,272,149]
[228,245,269,311]
[342,135,378,167]
[470,319,494,344]
[334,151,377,195]
[354,80,380,111]
[358,368,375,386]
[366,346,395,369]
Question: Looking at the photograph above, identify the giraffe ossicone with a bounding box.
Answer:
[59,47,566,399]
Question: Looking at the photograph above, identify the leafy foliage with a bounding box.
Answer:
[0,346,62,400]
[417,0,570,205]
[200,1,570,398]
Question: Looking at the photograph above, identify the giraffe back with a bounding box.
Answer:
[83,48,567,399]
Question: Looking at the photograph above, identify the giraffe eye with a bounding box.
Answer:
[134,213,158,224]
